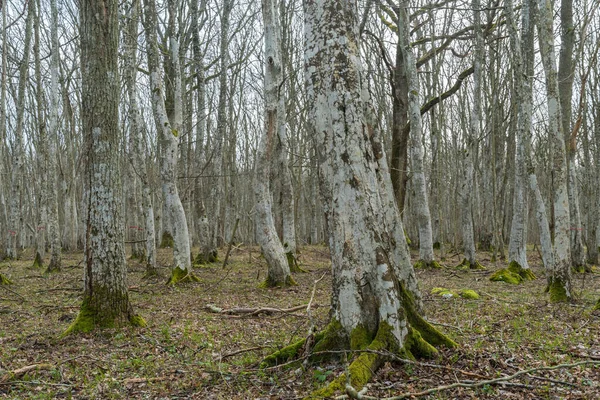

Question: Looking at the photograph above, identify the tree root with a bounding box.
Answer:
[166,267,200,285]
[455,258,485,270]
[0,273,12,285]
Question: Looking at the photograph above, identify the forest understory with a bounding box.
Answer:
[1,245,599,400]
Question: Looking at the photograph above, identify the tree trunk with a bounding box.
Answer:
[259,1,456,395]
[255,0,294,288]
[7,1,34,260]
[537,0,572,302]
[458,0,483,269]
[125,0,157,277]
[64,0,144,334]
[142,0,196,285]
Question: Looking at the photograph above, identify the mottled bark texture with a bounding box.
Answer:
[260,1,456,396]
[64,0,144,334]
[255,0,294,287]
[537,0,572,301]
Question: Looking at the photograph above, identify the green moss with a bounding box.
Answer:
[400,284,457,348]
[508,261,536,280]
[404,230,411,246]
[0,273,13,285]
[455,258,486,270]
[166,267,200,285]
[431,287,479,300]
[62,293,146,337]
[159,231,174,248]
[594,299,600,311]
[258,274,297,288]
[32,252,44,269]
[548,278,569,303]
[193,250,218,266]
[287,252,308,273]
[414,260,442,269]
[489,268,523,284]
[349,324,372,350]
[459,289,480,300]
[403,327,437,359]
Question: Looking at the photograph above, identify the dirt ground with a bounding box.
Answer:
[1,245,599,399]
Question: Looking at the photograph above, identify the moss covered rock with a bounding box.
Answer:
[431,287,479,300]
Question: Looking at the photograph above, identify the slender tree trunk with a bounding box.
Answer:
[506,0,535,277]
[7,1,34,260]
[142,0,197,285]
[65,0,144,334]
[255,0,293,288]
[537,0,572,301]
[458,0,483,269]
[125,0,157,276]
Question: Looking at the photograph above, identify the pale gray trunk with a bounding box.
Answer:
[7,2,34,259]
[506,0,530,270]
[142,0,193,281]
[401,10,434,265]
[0,0,7,232]
[68,0,139,332]
[125,0,156,275]
[537,0,572,300]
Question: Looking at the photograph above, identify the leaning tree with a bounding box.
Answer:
[261,0,455,396]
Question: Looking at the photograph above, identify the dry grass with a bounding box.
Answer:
[0,245,599,399]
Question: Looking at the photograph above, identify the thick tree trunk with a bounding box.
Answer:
[260,1,455,395]
[255,0,293,287]
[65,0,143,334]
[537,0,572,301]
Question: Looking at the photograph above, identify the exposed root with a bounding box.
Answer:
[166,267,200,285]
[508,261,536,280]
[455,258,486,270]
[490,268,523,284]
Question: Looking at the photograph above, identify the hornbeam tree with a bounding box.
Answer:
[64,0,145,334]
[537,0,572,301]
[142,0,197,285]
[261,0,455,396]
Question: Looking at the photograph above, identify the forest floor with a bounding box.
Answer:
[1,244,599,399]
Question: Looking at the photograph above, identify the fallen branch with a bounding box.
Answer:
[205,303,311,317]
[344,360,600,399]
[0,363,54,383]
[123,376,168,385]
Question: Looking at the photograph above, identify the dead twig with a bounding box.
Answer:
[219,346,268,359]
[205,303,311,317]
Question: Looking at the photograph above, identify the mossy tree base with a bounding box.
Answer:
[414,259,442,269]
[45,259,61,274]
[546,278,570,303]
[287,252,308,273]
[193,250,218,266]
[0,273,13,285]
[490,268,522,284]
[455,258,485,270]
[159,232,174,248]
[258,275,297,288]
[262,284,457,399]
[142,267,162,280]
[508,261,536,280]
[32,252,44,269]
[62,297,147,336]
[166,267,200,285]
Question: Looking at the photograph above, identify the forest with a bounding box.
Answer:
[1,0,600,398]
